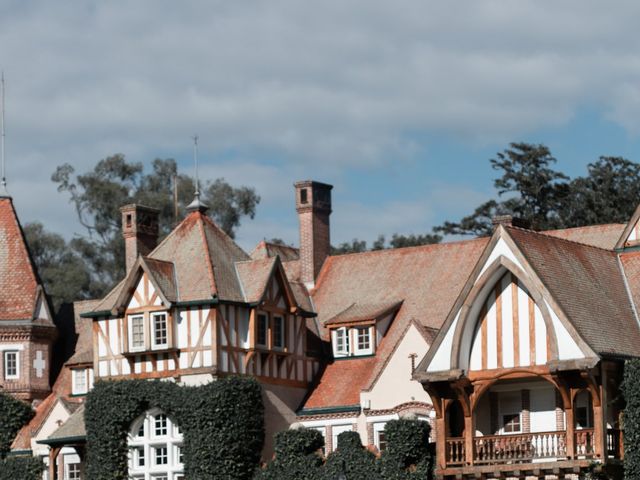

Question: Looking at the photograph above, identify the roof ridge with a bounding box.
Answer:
[508,225,617,254]
[543,222,625,234]
[327,236,488,261]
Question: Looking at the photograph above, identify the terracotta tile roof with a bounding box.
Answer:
[312,238,489,338]
[0,198,48,322]
[250,240,300,262]
[325,300,403,326]
[617,251,640,325]
[92,211,251,313]
[508,227,640,357]
[302,356,378,409]
[235,257,277,303]
[543,223,625,250]
[66,300,100,366]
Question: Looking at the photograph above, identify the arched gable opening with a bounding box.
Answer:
[452,257,559,371]
[128,408,184,480]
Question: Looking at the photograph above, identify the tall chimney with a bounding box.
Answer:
[295,180,333,289]
[121,204,160,272]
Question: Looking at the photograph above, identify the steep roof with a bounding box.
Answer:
[66,300,100,366]
[325,300,403,326]
[0,197,50,323]
[543,223,625,250]
[42,404,86,445]
[235,257,277,303]
[250,240,300,262]
[508,227,640,358]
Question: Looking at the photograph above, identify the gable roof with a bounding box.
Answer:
[508,227,640,358]
[0,197,52,324]
[66,300,100,366]
[325,300,403,327]
[544,223,625,250]
[616,203,640,249]
[250,240,300,262]
[40,404,86,446]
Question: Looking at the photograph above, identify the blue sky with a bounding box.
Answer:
[2,1,640,251]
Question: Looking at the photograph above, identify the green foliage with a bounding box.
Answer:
[0,456,44,480]
[436,144,640,237]
[51,156,260,296]
[323,431,380,480]
[255,428,324,480]
[85,377,264,480]
[0,393,34,458]
[331,232,442,255]
[378,419,433,479]
[623,359,640,479]
[23,222,93,310]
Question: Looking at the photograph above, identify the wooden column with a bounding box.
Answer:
[435,415,447,470]
[464,414,474,465]
[565,405,575,459]
[593,385,606,458]
[48,446,61,480]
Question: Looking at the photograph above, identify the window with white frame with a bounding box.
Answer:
[334,328,349,356]
[355,327,372,354]
[128,409,183,480]
[373,422,387,452]
[129,315,145,351]
[4,351,19,379]
[256,313,268,347]
[72,368,89,395]
[65,462,81,480]
[499,392,522,434]
[273,315,285,349]
[152,313,168,349]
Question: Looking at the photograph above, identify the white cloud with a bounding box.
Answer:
[2,0,640,243]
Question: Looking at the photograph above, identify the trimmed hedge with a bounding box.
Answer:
[257,419,433,480]
[623,359,640,479]
[323,431,380,480]
[254,428,324,480]
[0,456,44,480]
[378,419,433,479]
[85,376,264,480]
[0,392,34,458]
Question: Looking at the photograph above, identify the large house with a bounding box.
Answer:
[2,179,639,480]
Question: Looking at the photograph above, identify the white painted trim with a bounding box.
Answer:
[299,417,358,428]
[3,350,19,379]
[427,312,459,372]
[151,311,169,350]
[0,344,24,351]
[128,314,146,353]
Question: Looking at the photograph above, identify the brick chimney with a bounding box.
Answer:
[295,180,333,288]
[121,204,160,272]
[491,215,531,230]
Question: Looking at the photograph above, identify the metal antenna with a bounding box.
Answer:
[192,134,199,197]
[1,72,7,196]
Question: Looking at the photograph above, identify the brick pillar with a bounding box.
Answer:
[121,204,160,273]
[326,425,333,453]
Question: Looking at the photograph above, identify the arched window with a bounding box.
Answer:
[128,409,184,480]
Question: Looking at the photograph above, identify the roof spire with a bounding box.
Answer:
[0,72,9,198]
[186,134,209,213]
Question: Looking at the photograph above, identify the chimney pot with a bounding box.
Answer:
[121,204,160,272]
[491,215,531,230]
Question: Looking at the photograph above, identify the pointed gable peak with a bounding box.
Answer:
[616,203,640,250]
[0,197,51,322]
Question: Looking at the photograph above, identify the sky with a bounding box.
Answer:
[3,1,640,251]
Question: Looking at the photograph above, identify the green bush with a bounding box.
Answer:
[85,376,264,480]
[623,359,640,479]
[255,428,324,480]
[0,393,34,458]
[0,455,44,480]
[323,431,380,480]
[378,419,433,480]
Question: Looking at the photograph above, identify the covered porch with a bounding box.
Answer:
[424,363,624,479]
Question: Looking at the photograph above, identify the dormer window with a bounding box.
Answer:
[130,315,145,351]
[126,311,173,353]
[257,314,268,347]
[273,315,285,349]
[254,311,288,351]
[332,326,374,357]
[356,327,371,351]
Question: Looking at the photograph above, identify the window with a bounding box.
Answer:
[357,327,371,351]
[373,422,387,452]
[300,188,308,204]
[154,414,168,436]
[72,369,88,395]
[152,313,168,348]
[273,316,285,349]
[502,413,521,433]
[4,351,18,379]
[128,409,183,479]
[335,328,349,356]
[257,314,268,347]
[130,315,145,351]
[65,462,81,480]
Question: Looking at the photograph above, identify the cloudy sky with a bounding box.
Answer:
[3,1,640,250]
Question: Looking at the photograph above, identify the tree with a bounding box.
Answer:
[254,428,324,480]
[331,233,441,255]
[52,155,260,296]
[623,359,640,479]
[323,431,380,480]
[378,419,433,479]
[23,222,93,310]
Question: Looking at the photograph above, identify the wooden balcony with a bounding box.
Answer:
[445,428,622,468]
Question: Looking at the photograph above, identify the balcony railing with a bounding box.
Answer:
[474,431,566,464]
[445,437,465,466]
[575,428,595,457]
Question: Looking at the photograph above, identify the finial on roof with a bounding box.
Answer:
[0,72,9,198]
[186,134,209,213]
